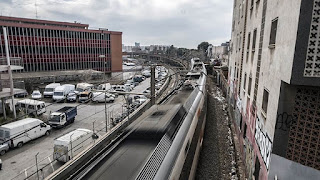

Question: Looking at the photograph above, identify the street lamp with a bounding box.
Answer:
[35,152,39,180]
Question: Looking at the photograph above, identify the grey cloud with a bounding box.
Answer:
[0,0,232,48]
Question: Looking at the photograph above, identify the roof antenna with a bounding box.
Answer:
[35,0,38,19]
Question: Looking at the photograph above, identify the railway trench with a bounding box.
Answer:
[196,76,244,180]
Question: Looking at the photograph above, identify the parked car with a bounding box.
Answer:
[211,59,221,66]
[143,88,151,94]
[31,90,42,100]
[126,62,135,66]
[78,91,93,103]
[67,92,77,102]
[134,95,148,105]
[14,90,28,98]
[142,70,151,77]
[0,143,9,156]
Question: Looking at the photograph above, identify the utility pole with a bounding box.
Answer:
[151,66,156,105]
[105,89,108,132]
[3,27,16,119]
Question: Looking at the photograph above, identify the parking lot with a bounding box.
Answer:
[0,77,152,180]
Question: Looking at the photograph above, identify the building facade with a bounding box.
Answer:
[0,16,122,73]
[207,42,230,60]
[229,0,320,179]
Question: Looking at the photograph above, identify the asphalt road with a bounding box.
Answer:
[0,78,151,180]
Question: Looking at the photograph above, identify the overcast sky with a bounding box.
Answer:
[0,0,233,49]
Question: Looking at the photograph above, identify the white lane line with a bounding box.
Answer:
[24,169,28,180]
[48,157,54,172]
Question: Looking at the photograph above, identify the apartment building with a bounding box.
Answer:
[0,15,122,73]
[228,0,320,179]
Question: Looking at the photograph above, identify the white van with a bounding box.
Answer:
[53,84,75,102]
[43,83,61,98]
[75,83,94,95]
[0,118,51,148]
[53,128,95,162]
[97,83,111,91]
[16,99,46,116]
[92,92,115,103]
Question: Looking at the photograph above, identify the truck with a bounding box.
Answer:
[52,84,75,102]
[74,83,94,95]
[53,128,95,162]
[16,99,46,116]
[78,91,93,103]
[49,106,77,128]
[0,118,51,148]
[43,83,61,98]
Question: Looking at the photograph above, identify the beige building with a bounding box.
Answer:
[228,0,320,179]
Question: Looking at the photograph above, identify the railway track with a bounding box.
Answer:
[46,57,207,180]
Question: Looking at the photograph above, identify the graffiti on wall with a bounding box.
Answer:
[255,117,272,170]
[275,112,297,131]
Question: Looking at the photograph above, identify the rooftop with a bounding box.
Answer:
[0,15,88,29]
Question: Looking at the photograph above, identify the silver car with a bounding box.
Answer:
[67,92,77,102]
[0,143,9,156]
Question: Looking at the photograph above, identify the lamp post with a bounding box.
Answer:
[35,152,39,180]
[99,54,108,133]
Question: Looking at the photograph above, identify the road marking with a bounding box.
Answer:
[48,157,54,172]
[24,169,28,180]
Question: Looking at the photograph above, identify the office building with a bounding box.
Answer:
[0,15,122,73]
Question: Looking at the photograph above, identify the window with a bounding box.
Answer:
[243,123,247,138]
[232,20,235,31]
[239,4,242,21]
[262,88,269,115]
[243,73,247,91]
[5,131,10,139]
[0,130,3,138]
[269,18,278,47]
[248,75,252,95]
[239,32,242,51]
[247,33,251,50]
[252,28,257,51]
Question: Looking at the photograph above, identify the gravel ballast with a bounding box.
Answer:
[195,76,243,180]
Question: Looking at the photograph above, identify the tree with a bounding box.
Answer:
[197,42,210,53]
[166,45,177,56]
